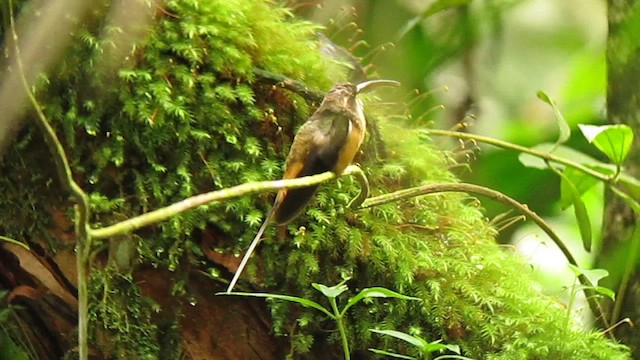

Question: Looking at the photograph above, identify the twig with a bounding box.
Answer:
[424,129,610,182]
[359,182,609,328]
[8,2,91,358]
[347,165,369,208]
[90,165,361,240]
[253,68,324,103]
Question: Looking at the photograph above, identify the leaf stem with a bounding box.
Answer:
[330,297,351,360]
[565,277,578,334]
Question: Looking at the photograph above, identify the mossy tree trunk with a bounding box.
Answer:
[600,0,640,356]
[0,1,633,359]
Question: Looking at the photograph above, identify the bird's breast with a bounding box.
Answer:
[334,111,365,175]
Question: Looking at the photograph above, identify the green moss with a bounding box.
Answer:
[0,0,630,359]
[88,267,161,359]
[262,115,629,359]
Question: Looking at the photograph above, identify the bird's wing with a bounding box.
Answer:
[283,109,350,179]
[274,110,350,224]
[310,109,351,171]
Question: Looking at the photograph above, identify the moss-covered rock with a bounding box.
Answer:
[0,0,629,359]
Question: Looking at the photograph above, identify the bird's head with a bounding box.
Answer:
[322,80,400,110]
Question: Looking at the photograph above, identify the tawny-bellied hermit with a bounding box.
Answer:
[226,79,400,293]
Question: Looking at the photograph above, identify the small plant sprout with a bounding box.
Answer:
[217,279,420,360]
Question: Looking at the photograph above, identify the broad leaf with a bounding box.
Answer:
[559,168,599,209]
[537,90,570,147]
[217,292,334,318]
[312,282,348,299]
[557,170,592,251]
[443,344,462,354]
[592,286,616,301]
[371,329,466,357]
[342,287,420,315]
[568,264,609,285]
[370,329,428,350]
[574,285,616,301]
[578,124,634,165]
[0,333,30,360]
[395,0,473,41]
[0,308,10,323]
[423,340,450,353]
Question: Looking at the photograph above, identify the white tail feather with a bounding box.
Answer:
[226,207,275,293]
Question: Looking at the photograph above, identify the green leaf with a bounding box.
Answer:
[370,329,429,350]
[557,169,592,251]
[0,332,30,360]
[559,167,599,209]
[342,287,420,315]
[568,264,609,285]
[592,286,616,301]
[442,344,461,354]
[574,284,616,301]
[423,340,451,354]
[312,282,348,299]
[217,292,334,318]
[395,0,473,41]
[578,124,634,165]
[0,308,11,323]
[369,348,416,359]
[537,90,570,147]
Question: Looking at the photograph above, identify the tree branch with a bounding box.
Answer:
[253,68,325,103]
[90,165,362,240]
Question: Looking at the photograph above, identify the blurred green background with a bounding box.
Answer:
[294,0,609,325]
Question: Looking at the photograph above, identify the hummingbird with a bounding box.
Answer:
[226,79,400,293]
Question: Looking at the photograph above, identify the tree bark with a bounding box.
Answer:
[601,0,640,355]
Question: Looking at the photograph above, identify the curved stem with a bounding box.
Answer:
[9,3,91,358]
[0,235,30,250]
[425,129,610,182]
[347,165,370,209]
[359,182,610,330]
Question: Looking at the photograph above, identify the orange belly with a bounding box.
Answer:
[334,119,364,175]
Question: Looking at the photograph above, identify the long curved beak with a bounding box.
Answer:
[355,79,400,94]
